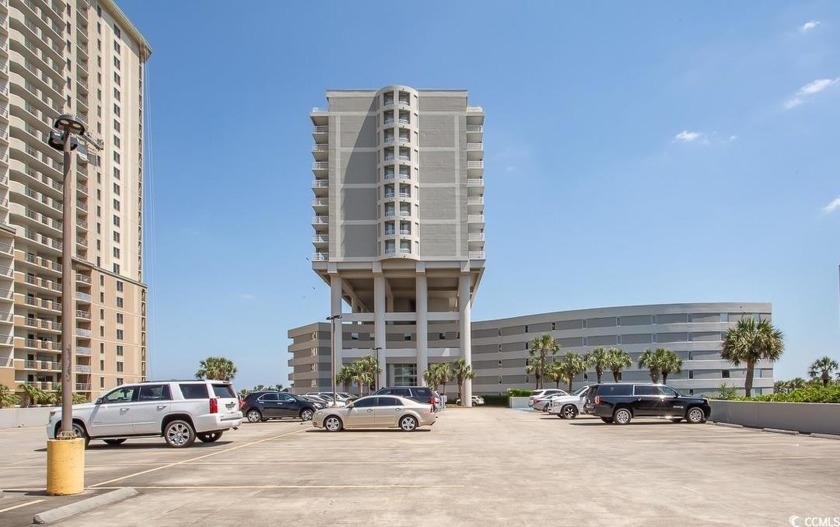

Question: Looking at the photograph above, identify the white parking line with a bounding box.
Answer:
[93,485,465,490]
[89,428,307,488]
[0,499,45,513]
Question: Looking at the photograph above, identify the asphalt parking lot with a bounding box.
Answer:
[1,408,839,526]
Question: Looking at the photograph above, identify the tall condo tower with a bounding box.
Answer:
[306,85,485,402]
[0,0,151,399]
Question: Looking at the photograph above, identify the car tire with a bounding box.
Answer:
[399,415,418,432]
[246,410,262,423]
[197,431,223,443]
[324,415,343,432]
[163,419,196,448]
[600,417,614,424]
[686,407,706,424]
[613,408,632,425]
[561,405,578,419]
[60,421,90,448]
[300,408,314,421]
[103,438,127,446]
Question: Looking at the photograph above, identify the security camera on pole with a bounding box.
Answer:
[45,115,103,496]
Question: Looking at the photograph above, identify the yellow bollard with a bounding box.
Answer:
[46,438,85,495]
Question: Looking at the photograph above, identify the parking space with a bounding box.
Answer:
[1,409,839,526]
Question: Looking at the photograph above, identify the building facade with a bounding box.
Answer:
[306,86,485,403]
[289,302,775,397]
[0,0,151,400]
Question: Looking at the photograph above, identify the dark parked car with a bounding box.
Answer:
[242,391,323,422]
[584,383,711,425]
[372,386,440,410]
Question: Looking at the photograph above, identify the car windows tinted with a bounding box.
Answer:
[658,386,678,397]
[353,398,376,408]
[634,385,659,396]
[278,394,295,402]
[180,384,209,399]
[260,392,279,402]
[139,385,171,401]
[599,384,634,396]
[212,384,235,398]
[412,388,433,398]
[376,396,401,407]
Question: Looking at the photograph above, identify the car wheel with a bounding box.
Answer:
[561,405,578,419]
[613,408,632,425]
[686,407,706,424]
[300,408,314,421]
[197,431,223,443]
[164,419,196,448]
[600,417,614,424]
[103,438,127,446]
[246,410,262,423]
[399,415,418,432]
[324,415,343,432]
[64,422,90,447]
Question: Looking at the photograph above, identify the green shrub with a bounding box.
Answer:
[482,395,509,407]
[506,388,532,397]
[0,384,21,408]
[746,384,840,403]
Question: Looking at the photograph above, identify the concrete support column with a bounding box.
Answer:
[416,273,428,386]
[374,274,387,389]
[330,275,343,382]
[459,273,472,407]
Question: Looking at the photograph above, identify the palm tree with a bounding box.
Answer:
[353,356,380,394]
[423,365,438,390]
[0,384,20,408]
[587,347,611,384]
[435,363,452,399]
[528,334,560,390]
[789,377,807,391]
[337,365,355,393]
[544,361,563,389]
[525,360,539,389]
[808,356,839,387]
[558,353,587,392]
[656,349,683,384]
[638,349,661,383]
[606,348,632,382]
[195,356,237,381]
[721,317,785,397]
[453,359,475,405]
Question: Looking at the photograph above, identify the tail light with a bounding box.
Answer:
[595,396,601,405]
[210,398,218,414]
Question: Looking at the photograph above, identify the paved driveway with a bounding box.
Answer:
[1,408,839,526]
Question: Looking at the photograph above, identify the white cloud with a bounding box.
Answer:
[674,130,703,143]
[784,78,840,109]
[239,294,256,300]
[823,197,840,214]
[801,20,820,32]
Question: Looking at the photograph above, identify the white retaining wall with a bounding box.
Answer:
[709,400,840,436]
[0,407,54,429]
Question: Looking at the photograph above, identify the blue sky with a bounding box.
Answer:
[117,1,840,389]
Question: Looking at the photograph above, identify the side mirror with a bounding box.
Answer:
[95,397,103,404]
[345,403,354,409]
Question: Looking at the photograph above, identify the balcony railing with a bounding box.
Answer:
[466,125,483,133]
[75,383,92,391]
[469,251,486,259]
[312,162,328,170]
[467,161,484,169]
[76,346,92,356]
[312,216,328,224]
[311,180,328,189]
[311,253,327,261]
[312,126,328,134]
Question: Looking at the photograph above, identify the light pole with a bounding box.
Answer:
[372,347,382,392]
[44,114,101,495]
[326,314,342,406]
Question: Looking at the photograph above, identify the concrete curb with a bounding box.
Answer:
[762,428,799,435]
[810,433,840,440]
[32,487,138,524]
[713,422,743,428]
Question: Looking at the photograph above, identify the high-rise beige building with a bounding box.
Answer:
[0,0,151,400]
[297,86,485,403]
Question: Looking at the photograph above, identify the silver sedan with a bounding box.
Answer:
[312,395,437,432]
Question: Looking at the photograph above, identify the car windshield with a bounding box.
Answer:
[571,387,587,396]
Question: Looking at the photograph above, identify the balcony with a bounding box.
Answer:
[468,233,485,242]
[311,144,328,161]
[469,251,486,259]
[76,346,92,356]
[75,274,91,284]
[75,383,91,391]
[312,216,328,225]
[312,126,328,142]
[312,235,328,246]
[468,214,485,225]
[312,252,327,262]
[312,162,328,173]
[75,365,91,373]
[75,328,91,338]
[76,310,91,320]
[75,292,92,303]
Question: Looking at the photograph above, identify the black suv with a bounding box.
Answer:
[372,386,439,410]
[242,391,323,423]
[584,383,711,425]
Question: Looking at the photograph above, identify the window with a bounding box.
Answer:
[100,378,105,388]
[116,297,124,308]
[688,370,694,379]
[99,360,104,370]
[103,386,134,403]
[113,232,120,242]
[114,104,120,117]
[113,263,120,274]
[657,386,678,397]
[113,215,120,226]
[113,56,121,69]
[634,385,659,396]
[116,377,123,385]
[116,362,124,372]
[139,385,171,401]
[114,72,120,85]
[113,136,120,148]
[113,199,120,211]
[114,167,120,179]
[114,25,121,39]
[113,247,120,258]
[116,281,124,292]
[179,384,209,399]
[114,120,121,133]
[720,313,729,323]
[114,41,121,53]
[113,151,120,163]
[116,329,124,340]
[116,345,124,356]
[114,88,120,101]
[722,370,730,378]
[113,183,120,195]
[404,333,411,341]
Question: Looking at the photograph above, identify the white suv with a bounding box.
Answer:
[46,380,243,448]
